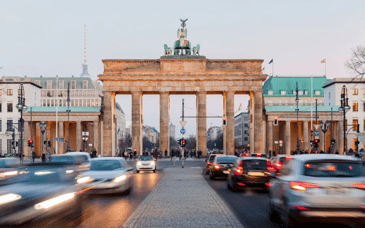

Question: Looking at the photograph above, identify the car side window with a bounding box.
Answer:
[281,160,294,176]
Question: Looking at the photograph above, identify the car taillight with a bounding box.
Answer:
[267,161,272,166]
[237,183,245,186]
[290,182,319,191]
[207,161,212,165]
[293,205,310,211]
[214,164,221,169]
[265,183,272,187]
[351,183,365,190]
[257,154,262,157]
[267,167,276,172]
[235,167,243,175]
[275,162,283,170]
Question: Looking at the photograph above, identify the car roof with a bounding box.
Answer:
[239,157,267,161]
[65,152,90,156]
[292,154,361,162]
[216,155,237,158]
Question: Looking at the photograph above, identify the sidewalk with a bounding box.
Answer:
[122,167,244,228]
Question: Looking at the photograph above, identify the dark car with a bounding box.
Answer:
[205,154,218,175]
[209,156,237,180]
[49,154,90,173]
[0,163,86,225]
[227,157,270,192]
[0,158,19,186]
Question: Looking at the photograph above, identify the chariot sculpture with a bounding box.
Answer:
[164,19,200,56]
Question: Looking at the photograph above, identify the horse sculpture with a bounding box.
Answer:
[193,44,200,55]
[164,44,172,56]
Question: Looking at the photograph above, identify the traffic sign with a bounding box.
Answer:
[179,121,187,128]
[274,141,278,144]
[314,131,320,136]
[315,136,319,139]
[314,124,320,130]
[180,128,186,134]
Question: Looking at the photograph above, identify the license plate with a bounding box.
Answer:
[223,170,230,174]
[248,172,265,176]
[326,187,347,195]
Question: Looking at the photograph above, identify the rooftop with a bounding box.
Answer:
[323,77,365,88]
[29,76,99,90]
[263,76,328,97]
[265,105,340,113]
[24,106,101,113]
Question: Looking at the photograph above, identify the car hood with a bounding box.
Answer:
[82,170,126,180]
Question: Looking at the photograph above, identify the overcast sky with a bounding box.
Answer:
[1,0,364,137]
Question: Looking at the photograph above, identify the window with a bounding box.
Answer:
[7,89,13,96]
[71,80,76,89]
[329,92,330,99]
[91,100,94,106]
[268,90,273,95]
[281,91,286,96]
[0,103,1,112]
[0,90,2,96]
[353,103,358,112]
[18,88,24,96]
[7,120,13,131]
[353,119,358,131]
[305,90,308,95]
[95,100,98,106]
[244,137,248,141]
[298,91,303,95]
[7,103,12,112]
[0,139,2,154]
[75,100,78,106]
[7,139,12,154]
[83,80,88,89]
[293,91,296,95]
[353,89,358,95]
[315,91,320,96]
[363,89,365,95]
[47,80,52,89]
[59,80,64,89]
[0,120,2,132]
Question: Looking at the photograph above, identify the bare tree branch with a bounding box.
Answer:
[345,46,365,80]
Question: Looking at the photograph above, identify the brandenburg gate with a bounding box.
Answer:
[99,20,267,156]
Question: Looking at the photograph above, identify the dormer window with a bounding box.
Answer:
[268,90,273,96]
[305,90,308,95]
[281,91,286,96]
[315,91,320,96]
[298,91,303,95]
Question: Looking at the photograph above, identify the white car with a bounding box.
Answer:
[136,156,156,173]
[78,157,134,194]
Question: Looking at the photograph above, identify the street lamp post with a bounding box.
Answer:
[6,127,16,156]
[16,83,27,164]
[295,82,300,154]
[66,82,71,152]
[82,131,89,152]
[39,122,47,160]
[338,85,350,154]
[320,120,329,152]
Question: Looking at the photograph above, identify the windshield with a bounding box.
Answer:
[90,160,122,171]
[304,161,364,177]
[209,155,216,162]
[243,160,267,170]
[49,156,75,164]
[138,156,154,161]
[216,157,236,163]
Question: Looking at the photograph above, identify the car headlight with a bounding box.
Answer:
[137,162,141,166]
[76,176,94,184]
[150,161,155,165]
[0,193,22,205]
[34,193,75,210]
[112,175,126,183]
[66,170,74,174]
[0,171,18,178]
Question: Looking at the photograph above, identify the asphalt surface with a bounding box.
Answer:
[204,173,362,228]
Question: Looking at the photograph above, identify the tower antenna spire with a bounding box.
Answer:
[80,24,90,78]
[84,24,87,64]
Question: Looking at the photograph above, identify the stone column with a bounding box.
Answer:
[23,121,30,157]
[253,91,264,154]
[303,121,309,151]
[159,92,170,155]
[249,92,254,153]
[94,121,99,154]
[59,121,64,154]
[285,121,291,155]
[132,91,142,155]
[338,121,344,154]
[226,92,235,155]
[103,91,116,157]
[267,121,273,153]
[76,121,82,152]
[319,127,324,152]
[223,92,227,154]
[196,92,207,156]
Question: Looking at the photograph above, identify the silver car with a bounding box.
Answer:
[78,157,134,194]
[268,154,365,227]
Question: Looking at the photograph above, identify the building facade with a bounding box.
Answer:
[207,126,222,141]
[234,112,250,151]
[323,78,365,152]
[143,125,159,144]
[263,76,343,155]
[169,122,175,139]
[0,76,41,156]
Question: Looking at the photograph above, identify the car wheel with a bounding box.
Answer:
[153,168,156,173]
[268,195,280,223]
[136,170,139,173]
[205,168,210,175]
[280,202,298,228]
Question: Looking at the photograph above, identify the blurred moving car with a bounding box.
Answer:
[240,153,250,157]
[209,155,237,180]
[268,154,365,227]
[0,158,19,186]
[64,152,91,170]
[136,156,156,173]
[49,154,90,173]
[205,154,219,175]
[79,157,133,194]
[270,155,292,174]
[227,157,270,192]
[0,163,85,225]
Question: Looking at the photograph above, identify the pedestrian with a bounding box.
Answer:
[133,150,137,160]
[32,151,36,163]
[335,151,339,154]
[41,153,46,163]
[124,151,128,159]
[164,149,167,158]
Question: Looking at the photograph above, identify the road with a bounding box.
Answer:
[204,174,362,228]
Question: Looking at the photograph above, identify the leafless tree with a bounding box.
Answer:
[345,46,365,79]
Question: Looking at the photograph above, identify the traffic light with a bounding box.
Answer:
[331,139,336,146]
[28,140,33,147]
[274,117,278,125]
[314,139,320,144]
[310,140,313,146]
[181,139,186,147]
[222,116,227,125]
[355,140,359,146]
[47,141,51,147]
[178,139,182,146]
